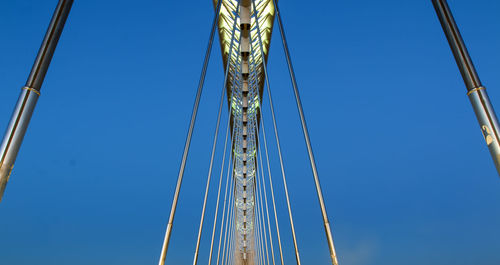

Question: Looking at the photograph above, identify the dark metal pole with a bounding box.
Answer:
[432,0,500,176]
[270,1,340,264]
[0,0,74,202]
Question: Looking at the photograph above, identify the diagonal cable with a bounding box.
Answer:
[250,0,302,263]
[271,1,340,264]
[158,1,224,263]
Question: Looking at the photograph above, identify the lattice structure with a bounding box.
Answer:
[213,0,274,263]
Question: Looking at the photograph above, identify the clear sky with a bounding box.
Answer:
[0,0,499,264]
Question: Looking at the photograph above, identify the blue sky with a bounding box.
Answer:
[0,0,499,264]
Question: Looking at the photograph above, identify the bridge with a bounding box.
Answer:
[0,1,499,264]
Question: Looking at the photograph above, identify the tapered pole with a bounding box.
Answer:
[0,0,74,202]
[432,0,500,176]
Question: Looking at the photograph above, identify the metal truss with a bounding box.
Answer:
[213,0,274,263]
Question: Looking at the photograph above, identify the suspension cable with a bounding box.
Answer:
[255,125,277,265]
[271,1,340,264]
[192,33,235,265]
[158,1,224,263]
[206,111,235,265]
[250,112,269,265]
[255,187,263,265]
[205,3,242,263]
[221,43,243,265]
[254,166,261,265]
[246,27,277,265]
[225,192,236,265]
[255,151,271,265]
[221,173,236,264]
[250,0,302,263]
[216,145,236,265]
[258,136,281,265]
[247,11,284,265]
[255,178,266,265]
[250,60,285,265]
[254,206,260,265]
[248,52,265,265]
[232,202,237,265]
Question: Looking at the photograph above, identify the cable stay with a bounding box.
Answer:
[154,1,500,264]
[154,0,343,264]
[1,1,499,265]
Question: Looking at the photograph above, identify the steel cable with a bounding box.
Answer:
[271,1,340,263]
[158,0,224,263]
[206,2,243,263]
[250,0,302,263]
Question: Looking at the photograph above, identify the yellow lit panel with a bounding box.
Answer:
[212,0,275,68]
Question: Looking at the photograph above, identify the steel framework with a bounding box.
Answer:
[212,0,275,263]
[1,1,499,265]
